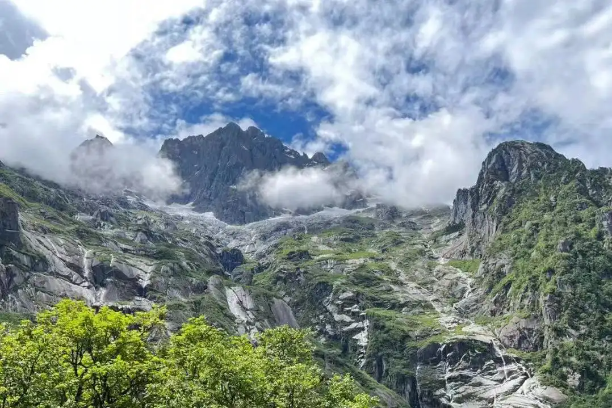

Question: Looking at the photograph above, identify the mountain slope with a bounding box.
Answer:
[159,122,332,224]
[445,140,612,405]
[3,136,612,406]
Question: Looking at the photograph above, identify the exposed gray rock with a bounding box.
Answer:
[219,247,244,272]
[498,316,544,352]
[230,264,255,285]
[310,152,330,165]
[416,338,564,408]
[93,207,116,225]
[450,141,567,256]
[133,231,150,244]
[159,123,330,224]
[375,204,401,221]
[0,198,21,247]
[225,285,272,336]
[271,298,299,328]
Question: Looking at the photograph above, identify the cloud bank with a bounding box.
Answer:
[68,137,182,199]
[2,0,612,208]
[240,165,359,211]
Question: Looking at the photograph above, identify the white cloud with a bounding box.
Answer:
[13,0,203,91]
[2,0,612,208]
[260,0,612,204]
[240,165,356,211]
[259,1,502,204]
[0,0,201,196]
[69,139,182,199]
[289,134,331,157]
[481,0,612,166]
[165,41,203,64]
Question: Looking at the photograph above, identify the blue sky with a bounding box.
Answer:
[2,0,612,206]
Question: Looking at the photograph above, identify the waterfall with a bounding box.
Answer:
[82,248,92,279]
[492,340,509,380]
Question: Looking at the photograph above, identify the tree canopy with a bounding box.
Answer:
[0,300,378,408]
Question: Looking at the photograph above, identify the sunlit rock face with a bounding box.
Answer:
[159,122,339,224]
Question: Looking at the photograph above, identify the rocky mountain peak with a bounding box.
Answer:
[69,135,115,185]
[476,140,566,186]
[449,141,570,257]
[159,123,331,224]
[310,151,330,165]
[73,135,114,155]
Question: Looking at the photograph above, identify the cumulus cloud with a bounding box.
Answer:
[0,46,181,199]
[0,0,201,198]
[239,165,359,211]
[68,136,182,199]
[258,0,612,204]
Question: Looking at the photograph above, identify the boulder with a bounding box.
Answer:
[498,316,544,352]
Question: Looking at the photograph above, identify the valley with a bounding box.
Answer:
[0,129,610,407]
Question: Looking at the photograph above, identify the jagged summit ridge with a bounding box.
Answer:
[161,122,329,166]
[476,140,567,186]
[159,122,332,224]
[450,140,571,257]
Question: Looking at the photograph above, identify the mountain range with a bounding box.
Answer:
[159,122,363,224]
[0,125,611,407]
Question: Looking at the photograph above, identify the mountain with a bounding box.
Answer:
[449,141,568,257]
[69,134,143,195]
[445,140,612,406]
[159,122,340,224]
[2,135,612,406]
[69,134,112,182]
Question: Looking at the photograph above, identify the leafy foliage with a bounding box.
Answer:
[0,300,378,408]
[485,164,612,394]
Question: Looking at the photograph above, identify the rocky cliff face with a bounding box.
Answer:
[449,141,568,257]
[0,198,21,247]
[445,140,612,405]
[159,122,332,224]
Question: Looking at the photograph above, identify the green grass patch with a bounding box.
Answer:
[0,183,29,207]
[446,259,481,274]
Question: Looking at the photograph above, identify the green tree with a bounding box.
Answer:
[0,299,165,408]
[0,300,378,408]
